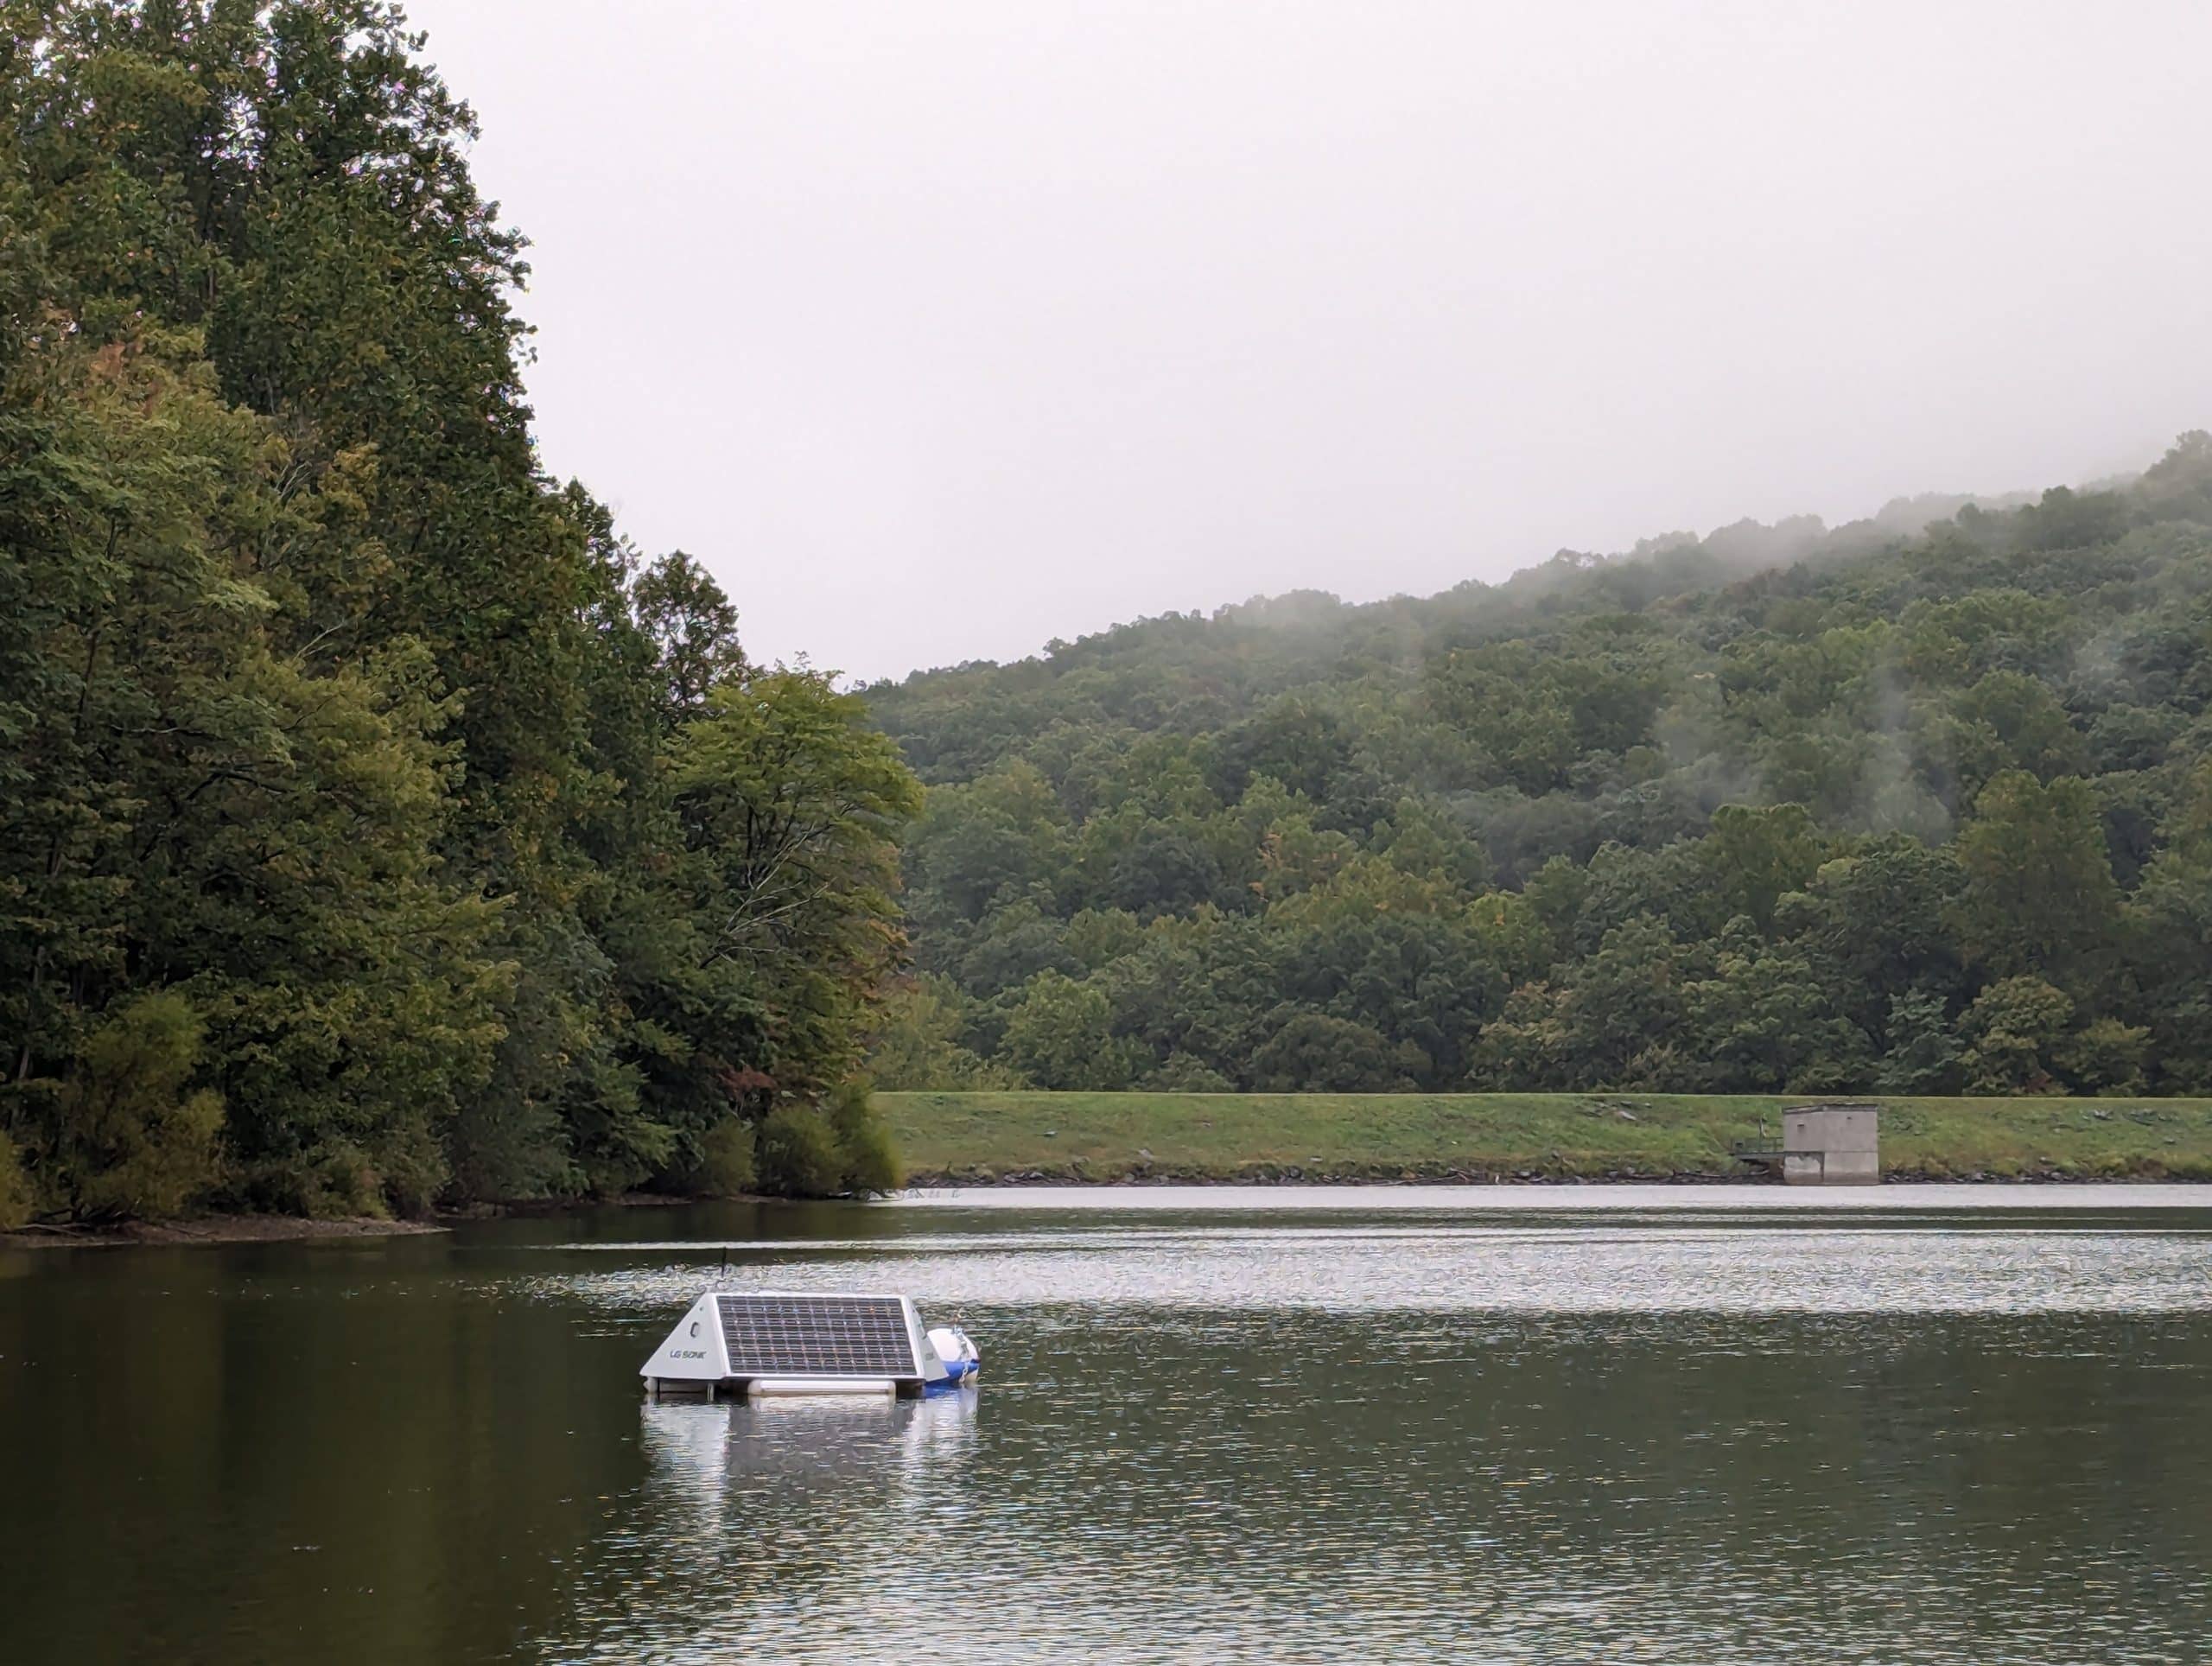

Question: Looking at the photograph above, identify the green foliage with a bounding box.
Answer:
[870,435,2212,1098]
[0,5,920,1219]
[9,3,2209,1228]
[1002,972,1140,1091]
[632,551,746,719]
[2056,1019,2151,1096]
[1138,1052,1236,1091]
[0,1134,33,1231]
[1874,989,1965,1096]
[1960,978,2074,1096]
[1250,1014,1422,1093]
[2127,758,2212,1090]
[742,1083,906,1198]
[1700,804,1825,932]
[41,993,225,1221]
[698,1119,758,1199]
[1952,773,2121,993]
[754,1103,849,1198]
[668,672,923,1101]
[734,1084,900,1198]
[828,1083,903,1196]
[870,976,1026,1091]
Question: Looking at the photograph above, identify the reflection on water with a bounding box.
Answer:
[640,1389,979,1505]
[3,1188,2211,1663]
[565,1395,983,1661]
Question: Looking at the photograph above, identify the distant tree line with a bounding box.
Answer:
[868,437,2212,1102]
[1,3,919,1225]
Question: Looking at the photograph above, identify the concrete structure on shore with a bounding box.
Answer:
[1783,1104,1879,1186]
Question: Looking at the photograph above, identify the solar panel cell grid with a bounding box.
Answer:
[717,1294,918,1377]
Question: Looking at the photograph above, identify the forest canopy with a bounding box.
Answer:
[868,437,2212,1103]
[0,2,918,1222]
[8,5,2210,1230]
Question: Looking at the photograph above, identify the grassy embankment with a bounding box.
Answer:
[879,1091,2212,1183]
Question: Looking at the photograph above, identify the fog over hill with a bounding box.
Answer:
[866,438,2212,1103]
[880,477,2039,691]
[404,2,2212,679]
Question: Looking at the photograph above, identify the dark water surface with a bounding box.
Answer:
[4,1186,2211,1663]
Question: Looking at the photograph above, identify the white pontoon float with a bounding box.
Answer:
[641,1291,979,1400]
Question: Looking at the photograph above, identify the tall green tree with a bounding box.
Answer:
[1951,773,2122,999]
[3,3,926,1216]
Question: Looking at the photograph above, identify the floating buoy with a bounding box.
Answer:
[641,1291,979,1400]
[926,1324,980,1385]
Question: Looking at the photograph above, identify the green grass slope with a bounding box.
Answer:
[879,1091,2212,1182]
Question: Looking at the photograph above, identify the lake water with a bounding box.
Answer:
[4,1185,2211,1663]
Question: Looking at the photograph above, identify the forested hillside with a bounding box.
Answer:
[1,3,918,1224]
[9,10,2209,1235]
[869,441,2212,1100]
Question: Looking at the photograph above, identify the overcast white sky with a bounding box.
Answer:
[404,1,2212,683]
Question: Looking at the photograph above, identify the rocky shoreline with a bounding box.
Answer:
[0,1190,754,1250]
[0,1214,449,1250]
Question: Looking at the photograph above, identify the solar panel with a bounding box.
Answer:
[716,1294,919,1378]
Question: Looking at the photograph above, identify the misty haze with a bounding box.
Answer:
[8,6,2212,1664]
[408,0,2212,679]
